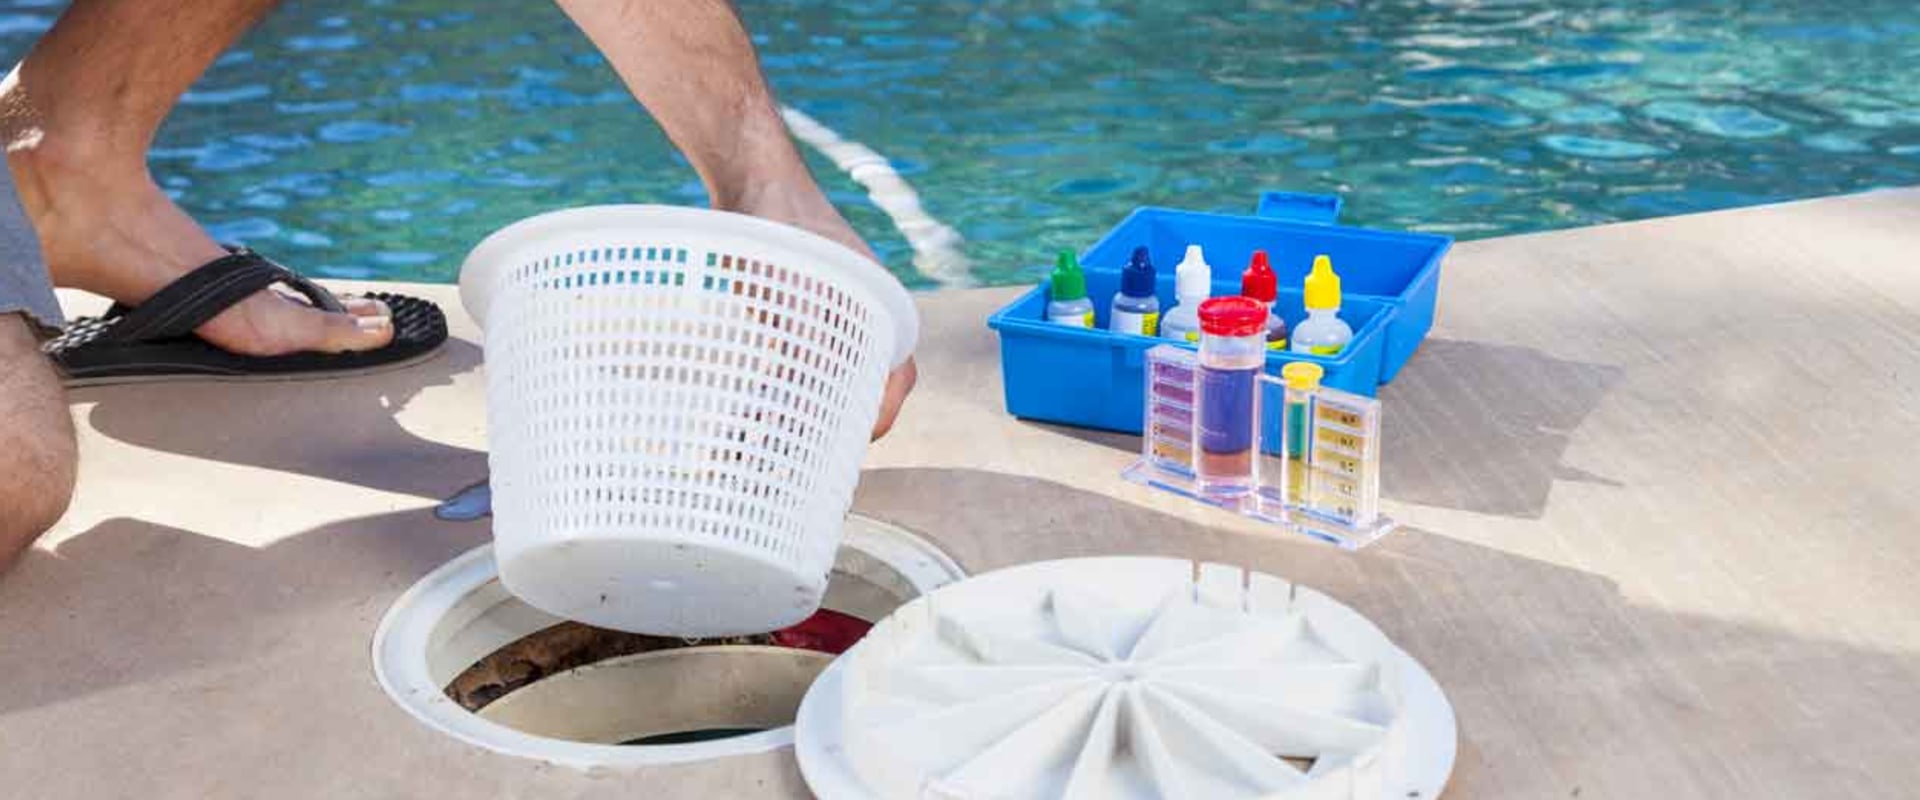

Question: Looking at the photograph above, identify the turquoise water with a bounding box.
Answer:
[3,1,1918,287]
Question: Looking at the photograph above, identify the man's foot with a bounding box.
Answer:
[6,143,392,357]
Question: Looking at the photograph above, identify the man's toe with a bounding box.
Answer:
[315,304,395,353]
[341,296,392,319]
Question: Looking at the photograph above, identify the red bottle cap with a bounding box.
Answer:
[1240,250,1277,303]
[1198,296,1269,337]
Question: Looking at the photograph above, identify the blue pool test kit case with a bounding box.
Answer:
[988,192,1451,434]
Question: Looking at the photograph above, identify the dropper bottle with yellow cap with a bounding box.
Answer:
[1290,255,1353,356]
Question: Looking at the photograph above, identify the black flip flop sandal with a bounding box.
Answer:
[43,247,449,387]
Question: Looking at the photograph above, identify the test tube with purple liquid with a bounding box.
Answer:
[1195,297,1269,496]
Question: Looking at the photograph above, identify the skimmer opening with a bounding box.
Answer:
[372,514,963,768]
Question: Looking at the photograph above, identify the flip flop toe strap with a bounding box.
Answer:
[102,247,347,344]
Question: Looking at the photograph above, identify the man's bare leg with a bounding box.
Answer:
[553,0,916,438]
[0,314,75,572]
[0,0,392,357]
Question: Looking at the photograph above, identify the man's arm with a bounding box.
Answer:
[553,0,915,439]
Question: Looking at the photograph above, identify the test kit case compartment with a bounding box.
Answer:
[988,193,1451,434]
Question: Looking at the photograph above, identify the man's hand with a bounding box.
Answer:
[552,0,917,440]
[732,180,917,441]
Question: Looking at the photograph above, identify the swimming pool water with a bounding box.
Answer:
[3,0,1917,287]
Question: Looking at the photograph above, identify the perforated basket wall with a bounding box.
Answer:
[460,206,916,636]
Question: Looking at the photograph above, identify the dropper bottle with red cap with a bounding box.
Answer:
[1239,250,1288,350]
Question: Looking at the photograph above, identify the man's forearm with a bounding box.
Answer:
[553,0,808,209]
[553,0,916,440]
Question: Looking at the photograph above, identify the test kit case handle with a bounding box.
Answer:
[1254,192,1343,225]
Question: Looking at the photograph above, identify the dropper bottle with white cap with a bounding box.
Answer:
[1157,245,1213,343]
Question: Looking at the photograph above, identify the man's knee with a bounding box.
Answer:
[0,314,76,570]
[0,430,75,567]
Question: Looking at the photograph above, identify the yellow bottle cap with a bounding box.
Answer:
[1303,254,1341,310]
[1281,361,1324,391]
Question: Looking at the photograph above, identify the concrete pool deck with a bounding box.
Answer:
[4,189,1919,797]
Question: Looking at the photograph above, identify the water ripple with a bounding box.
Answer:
[1541,135,1669,159]
[1550,105,1625,125]
[1643,101,1792,138]
[365,170,459,187]
[0,13,48,36]
[182,85,271,105]
[1417,102,1537,129]
[285,230,334,248]
[318,120,413,143]
[195,143,276,172]
[275,99,360,115]
[399,83,484,103]
[206,217,282,242]
[286,34,361,52]
[1205,134,1307,155]
[1802,132,1874,154]
[234,133,311,151]
[373,251,439,267]
[240,192,289,210]
[1051,176,1134,196]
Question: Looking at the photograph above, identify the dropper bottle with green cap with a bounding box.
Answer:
[1045,249,1095,328]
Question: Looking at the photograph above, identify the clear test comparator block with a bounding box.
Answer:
[1142,346,1198,475]
[1126,345,1394,549]
[1300,386,1382,529]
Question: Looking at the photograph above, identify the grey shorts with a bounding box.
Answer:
[0,165,59,333]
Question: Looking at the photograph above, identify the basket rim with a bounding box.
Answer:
[458,204,919,367]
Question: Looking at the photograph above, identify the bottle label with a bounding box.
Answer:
[1307,344,1342,355]
[1184,331,1200,343]
[1049,310,1094,328]
[1266,339,1289,351]
[1109,310,1161,337]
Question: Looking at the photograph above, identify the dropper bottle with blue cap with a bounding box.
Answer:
[1108,247,1160,336]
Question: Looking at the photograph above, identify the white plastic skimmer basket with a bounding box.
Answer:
[459,205,917,637]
